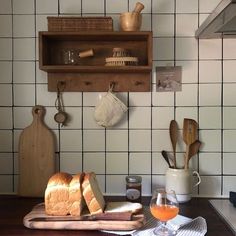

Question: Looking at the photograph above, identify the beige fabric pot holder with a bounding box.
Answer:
[94,87,128,128]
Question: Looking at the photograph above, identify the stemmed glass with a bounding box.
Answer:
[150,189,179,236]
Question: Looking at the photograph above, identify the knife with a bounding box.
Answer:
[30,212,133,222]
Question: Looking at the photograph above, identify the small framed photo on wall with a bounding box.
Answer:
[156,66,182,92]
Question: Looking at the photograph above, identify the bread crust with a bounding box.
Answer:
[82,172,105,215]
[45,172,72,216]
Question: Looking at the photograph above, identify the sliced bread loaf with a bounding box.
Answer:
[82,172,105,215]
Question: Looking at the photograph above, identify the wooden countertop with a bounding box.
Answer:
[0,195,234,236]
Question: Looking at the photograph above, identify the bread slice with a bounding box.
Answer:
[44,172,72,216]
[105,201,143,214]
[68,172,85,216]
[82,172,105,215]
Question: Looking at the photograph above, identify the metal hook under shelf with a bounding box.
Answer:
[57,81,66,91]
[109,82,116,92]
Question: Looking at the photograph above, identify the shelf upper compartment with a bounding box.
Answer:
[39,31,153,71]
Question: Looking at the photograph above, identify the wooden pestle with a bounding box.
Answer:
[132,2,144,13]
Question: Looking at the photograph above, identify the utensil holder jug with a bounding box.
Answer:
[165,168,201,203]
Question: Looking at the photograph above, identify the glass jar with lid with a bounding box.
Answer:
[126,175,142,203]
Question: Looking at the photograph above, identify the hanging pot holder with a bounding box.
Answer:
[94,85,128,127]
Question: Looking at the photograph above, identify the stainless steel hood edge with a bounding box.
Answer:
[195,0,236,39]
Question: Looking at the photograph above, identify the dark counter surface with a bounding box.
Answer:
[0,195,234,236]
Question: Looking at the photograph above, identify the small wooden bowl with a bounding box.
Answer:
[120,12,142,31]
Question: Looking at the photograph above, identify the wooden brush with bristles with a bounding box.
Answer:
[105,47,138,66]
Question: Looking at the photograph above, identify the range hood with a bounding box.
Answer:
[195,0,236,38]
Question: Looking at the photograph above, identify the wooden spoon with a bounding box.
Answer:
[169,120,178,168]
[183,118,198,169]
[184,140,201,169]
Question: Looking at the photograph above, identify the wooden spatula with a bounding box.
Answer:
[169,120,178,168]
[183,118,198,169]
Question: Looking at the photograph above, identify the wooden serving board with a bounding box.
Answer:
[18,105,55,197]
[23,203,145,231]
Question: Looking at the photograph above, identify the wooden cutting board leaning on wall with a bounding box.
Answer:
[18,105,56,197]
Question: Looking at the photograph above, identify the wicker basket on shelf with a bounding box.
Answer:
[47,16,113,31]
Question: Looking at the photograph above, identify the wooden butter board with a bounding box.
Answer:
[23,203,146,231]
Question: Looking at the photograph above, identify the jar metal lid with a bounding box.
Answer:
[126,175,142,183]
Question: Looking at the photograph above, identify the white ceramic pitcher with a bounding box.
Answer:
[165,168,201,203]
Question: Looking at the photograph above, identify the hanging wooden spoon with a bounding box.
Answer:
[183,118,198,169]
[184,140,201,169]
[169,120,178,168]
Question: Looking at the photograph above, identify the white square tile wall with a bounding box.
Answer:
[0,62,12,83]
[129,153,151,174]
[0,39,12,60]
[82,0,104,14]
[0,0,236,197]
[106,153,128,174]
[176,61,198,84]
[13,38,35,60]
[106,130,128,151]
[83,152,105,174]
[0,15,12,37]
[36,0,58,14]
[60,153,83,174]
[60,0,81,14]
[176,38,198,60]
[106,0,128,14]
[176,14,198,37]
[13,15,35,37]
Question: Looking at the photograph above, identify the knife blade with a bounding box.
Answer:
[30,212,133,222]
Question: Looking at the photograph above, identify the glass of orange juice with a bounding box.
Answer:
[150,189,179,236]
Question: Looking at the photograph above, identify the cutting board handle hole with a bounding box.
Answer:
[32,105,45,117]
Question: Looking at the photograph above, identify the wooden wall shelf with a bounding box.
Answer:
[39,31,152,92]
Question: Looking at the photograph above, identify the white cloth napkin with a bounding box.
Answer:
[102,206,207,236]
